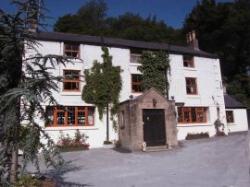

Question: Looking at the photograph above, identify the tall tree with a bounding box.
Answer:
[54,1,185,44]
[184,0,250,106]
[82,47,122,143]
[138,51,170,96]
[0,0,67,185]
[54,0,107,35]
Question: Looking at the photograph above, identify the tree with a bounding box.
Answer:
[138,51,170,96]
[82,47,122,143]
[54,1,185,44]
[0,0,68,185]
[54,0,108,36]
[184,0,250,107]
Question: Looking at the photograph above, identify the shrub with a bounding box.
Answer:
[56,130,89,152]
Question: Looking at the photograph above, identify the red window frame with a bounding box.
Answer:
[46,106,95,127]
[178,107,207,123]
[64,43,80,58]
[63,70,80,92]
[131,74,143,93]
[183,55,194,68]
[186,77,198,95]
[226,111,234,123]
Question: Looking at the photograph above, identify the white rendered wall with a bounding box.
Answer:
[168,55,227,140]
[227,109,248,133]
[30,40,228,147]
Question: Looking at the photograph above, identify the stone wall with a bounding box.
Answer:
[118,88,178,151]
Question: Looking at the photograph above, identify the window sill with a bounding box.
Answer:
[177,123,212,127]
[186,94,200,98]
[227,123,236,125]
[130,62,141,66]
[44,126,98,131]
[183,67,197,71]
[61,92,81,96]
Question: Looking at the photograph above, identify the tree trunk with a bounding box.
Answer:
[106,103,109,142]
[10,147,18,183]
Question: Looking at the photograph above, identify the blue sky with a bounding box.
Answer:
[0,0,233,30]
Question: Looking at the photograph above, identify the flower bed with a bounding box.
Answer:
[56,130,89,152]
[185,132,209,140]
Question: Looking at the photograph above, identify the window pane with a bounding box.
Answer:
[78,111,85,126]
[191,108,196,122]
[88,107,95,126]
[67,107,75,126]
[132,74,142,92]
[64,43,79,57]
[57,112,65,125]
[183,55,194,67]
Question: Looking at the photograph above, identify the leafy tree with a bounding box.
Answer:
[82,47,122,143]
[0,0,68,185]
[138,51,170,96]
[184,0,250,107]
[54,0,108,35]
[54,0,185,44]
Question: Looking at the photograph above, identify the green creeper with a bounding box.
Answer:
[138,51,170,97]
[82,47,122,143]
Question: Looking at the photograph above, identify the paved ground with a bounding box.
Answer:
[37,132,250,187]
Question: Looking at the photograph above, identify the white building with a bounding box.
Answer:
[29,31,248,148]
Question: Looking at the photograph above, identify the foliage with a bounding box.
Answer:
[56,130,89,151]
[82,47,122,120]
[0,0,68,185]
[184,0,250,107]
[138,51,170,96]
[54,0,185,44]
[14,174,41,187]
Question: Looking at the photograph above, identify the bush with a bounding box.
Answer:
[56,130,89,152]
[185,132,209,140]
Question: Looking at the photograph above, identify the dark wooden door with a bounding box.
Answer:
[143,109,166,146]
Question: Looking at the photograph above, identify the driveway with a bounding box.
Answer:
[37,132,250,187]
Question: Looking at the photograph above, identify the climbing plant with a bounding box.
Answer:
[138,50,170,97]
[82,47,122,142]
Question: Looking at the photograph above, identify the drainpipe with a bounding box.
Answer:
[106,103,110,142]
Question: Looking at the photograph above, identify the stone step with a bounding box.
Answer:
[145,145,168,152]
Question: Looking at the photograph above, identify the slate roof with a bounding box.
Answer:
[35,32,218,59]
[224,94,247,109]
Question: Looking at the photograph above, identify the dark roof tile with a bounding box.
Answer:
[224,94,246,109]
[35,32,218,59]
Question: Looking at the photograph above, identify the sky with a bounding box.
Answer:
[0,0,233,30]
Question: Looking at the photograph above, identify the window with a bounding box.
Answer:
[46,106,95,127]
[131,74,143,93]
[178,107,207,123]
[130,53,141,63]
[64,43,79,58]
[186,77,197,95]
[226,111,234,123]
[183,55,194,68]
[63,70,80,91]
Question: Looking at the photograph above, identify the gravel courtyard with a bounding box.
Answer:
[40,132,250,187]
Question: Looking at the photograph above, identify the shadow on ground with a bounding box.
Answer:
[42,161,93,187]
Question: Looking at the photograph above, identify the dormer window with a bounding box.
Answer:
[183,55,194,68]
[64,43,80,58]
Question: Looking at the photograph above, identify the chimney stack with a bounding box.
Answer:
[186,30,199,50]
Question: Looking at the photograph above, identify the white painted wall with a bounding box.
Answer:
[227,109,248,133]
[27,39,230,147]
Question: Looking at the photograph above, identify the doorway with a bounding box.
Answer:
[143,109,166,146]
